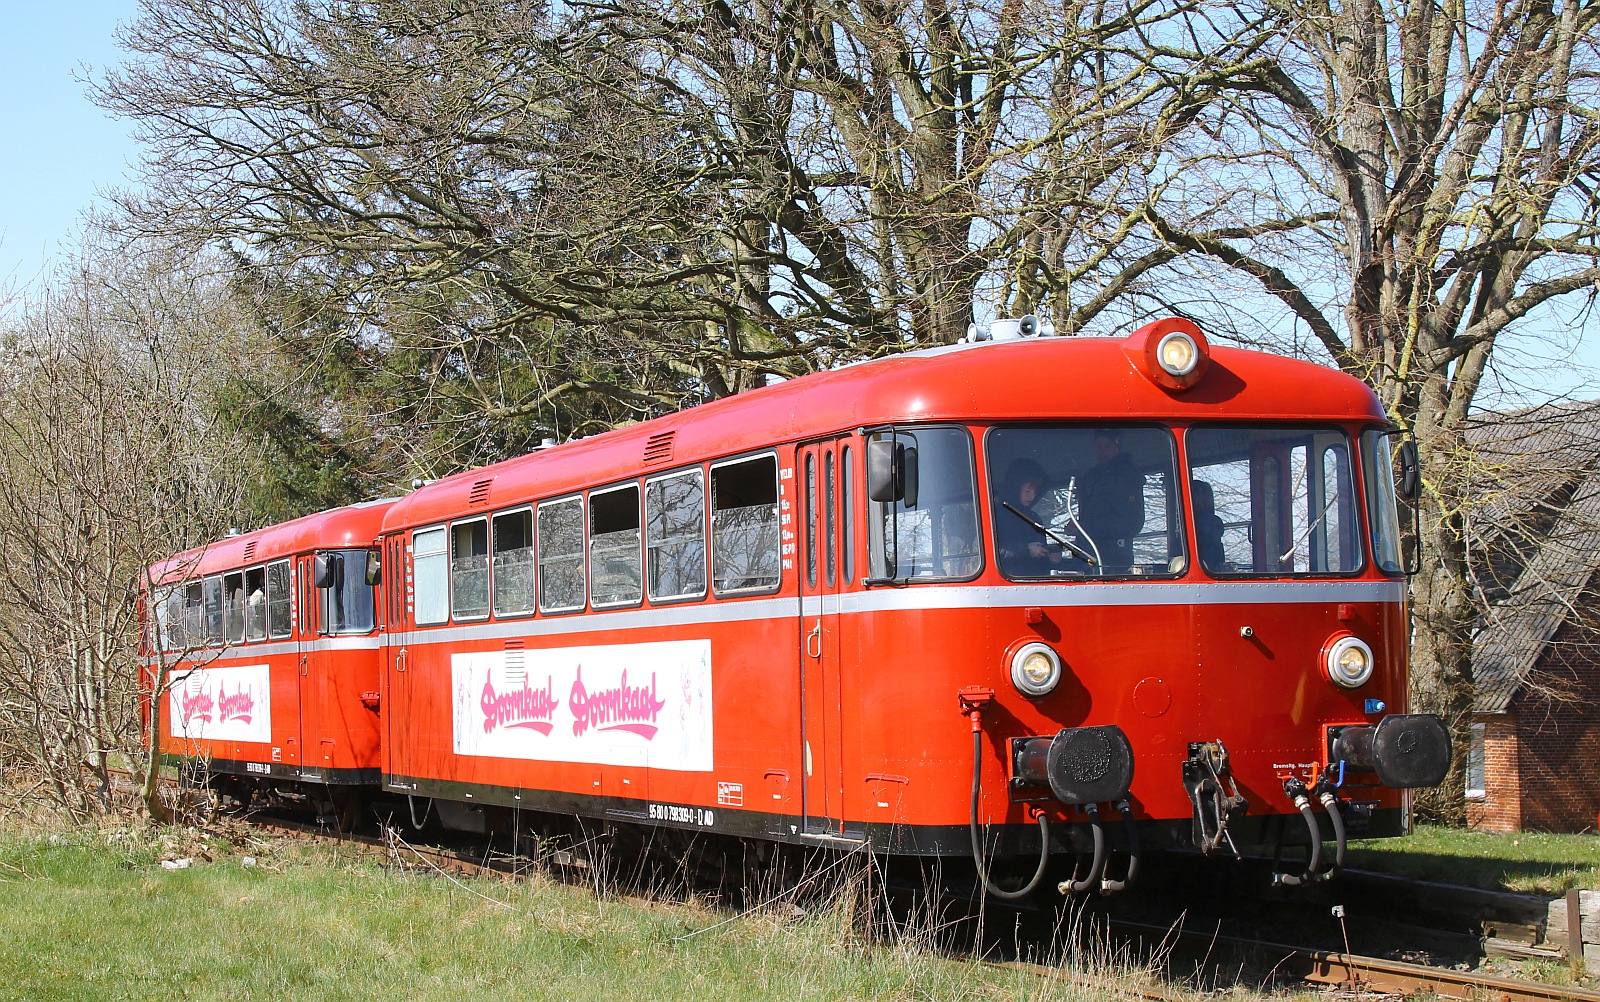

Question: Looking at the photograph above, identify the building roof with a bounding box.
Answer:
[1469,401,1600,714]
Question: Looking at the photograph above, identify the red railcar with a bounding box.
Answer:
[371,318,1448,890]
[145,500,394,810]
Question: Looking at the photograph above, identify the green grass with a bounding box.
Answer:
[0,824,1184,1002]
[1347,824,1600,894]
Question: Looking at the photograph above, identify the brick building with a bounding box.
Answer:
[1466,402,1600,832]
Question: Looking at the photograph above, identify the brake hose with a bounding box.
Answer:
[1098,799,1141,894]
[1318,789,1347,876]
[1272,780,1323,887]
[1060,803,1107,895]
[969,729,1051,900]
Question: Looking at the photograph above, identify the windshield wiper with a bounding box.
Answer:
[1001,502,1099,566]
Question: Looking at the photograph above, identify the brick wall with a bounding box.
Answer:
[1468,714,1521,832]
[1498,594,1600,832]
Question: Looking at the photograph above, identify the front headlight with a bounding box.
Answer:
[1011,642,1063,698]
[1325,635,1375,688]
[1156,331,1200,376]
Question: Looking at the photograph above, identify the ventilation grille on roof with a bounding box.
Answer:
[242,541,258,562]
[644,431,675,465]
[468,478,494,506]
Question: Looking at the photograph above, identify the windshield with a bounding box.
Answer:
[987,425,1184,579]
[1186,426,1361,576]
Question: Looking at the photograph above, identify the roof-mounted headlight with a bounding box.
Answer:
[1325,635,1375,689]
[1011,642,1063,698]
[1157,331,1199,376]
[1122,317,1211,391]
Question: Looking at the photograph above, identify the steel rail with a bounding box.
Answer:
[1111,917,1600,1002]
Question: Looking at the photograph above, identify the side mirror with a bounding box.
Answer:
[1398,440,1420,501]
[365,550,382,587]
[867,439,904,502]
[901,445,919,508]
[312,554,332,589]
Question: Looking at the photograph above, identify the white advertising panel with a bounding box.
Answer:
[452,639,713,772]
[168,663,272,744]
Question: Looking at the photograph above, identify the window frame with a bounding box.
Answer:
[202,575,224,646]
[588,481,644,610]
[318,548,379,636]
[1183,423,1367,580]
[266,559,293,640]
[537,494,588,615]
[984,422,1184,582]
[449,516,492,623]
[1360,426,1408,576]
[492,505,538,619]
[243,564,267,643]
[709,451,783,597]
[645,467,708,604]
[867,424,984,584]
[222,570,246,645]
[412,525,450,626]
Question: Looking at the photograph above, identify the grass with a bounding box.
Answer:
[1346,823,1600,894]
[0,822,1205,1002]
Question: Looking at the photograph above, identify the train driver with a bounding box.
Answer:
[995,458,1065,577]
[1076,429,1144,573]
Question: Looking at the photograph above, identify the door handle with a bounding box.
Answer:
[396,647,408,673]
[806,620,822,658]
[299,654,308,677]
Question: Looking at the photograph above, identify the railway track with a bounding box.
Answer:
[239,810,1598,1002]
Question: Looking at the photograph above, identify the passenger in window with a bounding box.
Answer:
[995,459,1065,577]
[1191,480,1227,573]
[1077,430,1144,573]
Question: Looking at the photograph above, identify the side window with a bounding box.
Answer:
[223,571,246,644]
[824,451,837,586]
[155,587,181,651]
[244,566,267,642]
[804,454,818,587]
[493,508,536,617]
[868,428,980,581]
[183,581,204,648]
[590,484,642,608]
[451,518,490,621]
[711,455,780,595]
[320,549,377,635]
[413,527,449,626]
[266,560,292,639]
[842,446,855,585]
[647,469,706,602]
[202,576,224,645]
[537,498,585,613]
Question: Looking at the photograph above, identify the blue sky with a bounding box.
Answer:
[0,1,1592,404]
[0,2,141,292]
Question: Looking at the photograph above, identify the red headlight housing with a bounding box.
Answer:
[1122,317,1211,391]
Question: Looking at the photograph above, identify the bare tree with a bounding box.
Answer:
[0,230,255,820]
[95,0,744,465]
[95,0,1283,448]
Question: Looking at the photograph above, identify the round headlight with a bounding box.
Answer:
[1325,635,1375,689]
[1010,642,1063,698]
[1156,332,1199,376]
